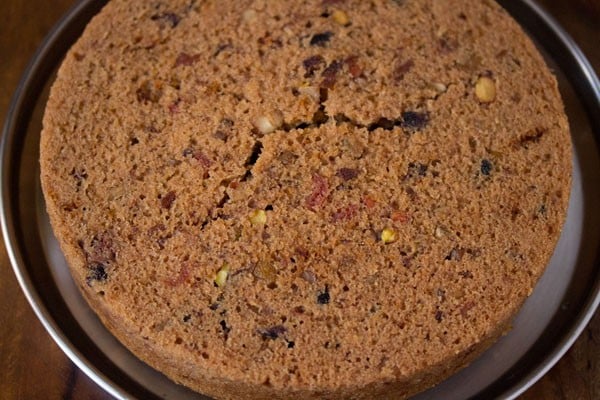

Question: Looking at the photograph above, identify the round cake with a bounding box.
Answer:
[40,0,572,398]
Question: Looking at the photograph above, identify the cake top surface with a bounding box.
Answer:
[40,0,571,396]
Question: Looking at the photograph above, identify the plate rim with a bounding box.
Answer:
[1,0,599,399]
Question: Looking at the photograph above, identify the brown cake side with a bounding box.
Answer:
[40,0,572,399]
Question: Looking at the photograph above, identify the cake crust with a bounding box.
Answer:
[40,0,572,398]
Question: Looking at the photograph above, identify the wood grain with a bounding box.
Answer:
[0,0,597,399]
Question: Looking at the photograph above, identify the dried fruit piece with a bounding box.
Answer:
[475,76,496,103]
[175,52,201,66]
[86,263,108,286]
[303,55,326,77]
[480,159,493,176]
[249,209,267,225]
[331,204,359,222]
[161,191,176,209]
[310,31,334,46]
[381,228,397,244]
[321,60,344,89]
[317,285,330,304]
[345,56,363,78]
[401,111,429,131]
[363,196,377,209]
[214,263,230,288]
[332,9,350,26]
[259,325,287,340]
[337,168,359,181]
[306,174,329,210]
[391,211,410,224]
[393,59,414,81]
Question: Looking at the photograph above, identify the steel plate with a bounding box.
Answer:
[1,0,599,399]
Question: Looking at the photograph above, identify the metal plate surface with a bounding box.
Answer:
[2,1,599,399]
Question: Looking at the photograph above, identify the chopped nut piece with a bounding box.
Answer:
[435,226,446,238]
[249,209,267,225]
[381,228,397,244]
[332,9,350,26]
[254,111,283,134]
[430,82,447,93]
[475,76,496,103]
[301,269,317,283]
[298,85,320,101]
[214,264,230,288]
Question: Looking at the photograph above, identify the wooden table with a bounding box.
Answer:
[0,1,598,399]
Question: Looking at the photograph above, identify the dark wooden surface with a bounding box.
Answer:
[0,1,598,399]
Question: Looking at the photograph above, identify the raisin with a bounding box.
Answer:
[312,106,329,125]
[401,111,428,130]
[435,310,444,322]
[480,159,493,176]
[337,168,359,181]
[345,55,363,78]
[88,232,116,264]
[393,59,414,81]
[151,12,181,28]
[310,31,333,46]
[214,119,234,141]
[86,263,108,286]
[317,286,330,304]
[161,191,176,209]
[320,60,343,89]
[220,320,231,338]
[259,325,287,340]
[175,52,201,66]
[303,55,326,77]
